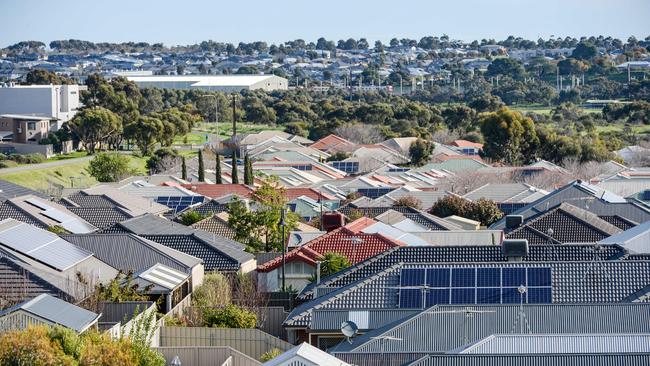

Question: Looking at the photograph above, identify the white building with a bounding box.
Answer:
[124,74,288,92]
[0,84,81,128]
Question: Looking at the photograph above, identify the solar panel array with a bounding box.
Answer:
[154,196,204,213]
[291,165,313,171]
[398,266,553,308]
[0,221,93,271]
[26,198,96,233]
[357,188,395,199]
[388,167,410,173]
[331,161,359,174]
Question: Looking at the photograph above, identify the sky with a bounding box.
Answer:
[1,0,649,48]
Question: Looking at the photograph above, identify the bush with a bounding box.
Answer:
[429,195,502,226]
[260,348,283,362]
[392,195,423,210]
[203,304,257,328]
[319,252,351,277]
[0,326,74,366]
[179,210,206,226]
[87,153,134,182]
[192,272,232,308]
[146,148,180,174]
[10,153,46,164]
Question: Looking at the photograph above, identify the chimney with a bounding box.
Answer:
[502,239,528,261]
[321,212,344,232]
[505,215,523,229]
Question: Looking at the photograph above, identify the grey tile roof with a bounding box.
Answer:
[62,233,201,274]
[0,180,47,202]
[298,244,625,301]
[0,201,46,228]
[598,215,637,230]
[331,303,650,355]
[463,183,547,203]
[66,207,131,229]
[141,234,240,272]
[62,192,117,208]
[0,256,68,308]
[112,214,253,270]
[288,260,650,328]
[338,205,456,230]
[0,294,99,332]
[490,181,650,230]
[192,215,236,240]
[504,203,622,244]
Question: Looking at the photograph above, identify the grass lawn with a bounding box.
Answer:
[193,122,284,139]
[46,151,89,162]
[0,155,148,192]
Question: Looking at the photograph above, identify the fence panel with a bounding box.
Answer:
[155,346,260,366]
[159,327,292,360]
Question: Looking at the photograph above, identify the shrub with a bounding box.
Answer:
[260,348,283,362]
[0,326,74,366]
[10,153,46,164]
[179,210,206,226]
[203,304,257,328]
[146,148,180,174]
[392,195,423,210]
[47,225,68,234]
[429,196,502,226]
[192,272,232,308]
[87,153,134,182]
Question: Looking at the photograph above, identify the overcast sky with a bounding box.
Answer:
[1,0,649,48]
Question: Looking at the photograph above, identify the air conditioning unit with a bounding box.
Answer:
[16,128,22,133]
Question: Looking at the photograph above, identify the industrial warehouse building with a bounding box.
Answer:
[125,74,288,92]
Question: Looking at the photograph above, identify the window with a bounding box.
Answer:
[27,122,36,130]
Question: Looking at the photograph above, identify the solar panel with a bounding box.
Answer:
[0,221,92,271]
[155,195,204,213]
[357,188,394,199]
[399,266,553,308]
[25,197,54,211]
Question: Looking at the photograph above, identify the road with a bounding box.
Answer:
[0,155,93,174]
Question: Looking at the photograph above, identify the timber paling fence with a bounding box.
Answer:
[159,326,292,361]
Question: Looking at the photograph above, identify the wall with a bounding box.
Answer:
[0,142,54,157]
[154,346,261,366]
[159,326,292,360]
[0,86,54,117]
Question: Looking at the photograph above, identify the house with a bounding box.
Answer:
[0,294,100,332]
[257,218,404,292]
[463,183,549,215]
[310,134,357,154]
[0,195,97,233]
[450,140,484,156]
[262,342,351,366]
[108,214,256,273]
[329,303,650,364]
[599,220,650,254]
[0,114,52,144]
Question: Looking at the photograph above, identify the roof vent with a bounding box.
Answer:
[502,239,528,261]
[505,215,523,229]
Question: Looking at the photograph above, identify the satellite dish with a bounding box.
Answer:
[341,320,359,340]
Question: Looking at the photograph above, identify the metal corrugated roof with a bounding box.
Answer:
[405,354,650,366]
[0,294,99,332]
[137,263,188,291]
[453,333,650,354]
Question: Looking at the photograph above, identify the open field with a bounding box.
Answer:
[193,122,284,139]
[0,155,148,192]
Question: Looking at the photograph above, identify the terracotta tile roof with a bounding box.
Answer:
[181,184,253,199]
[310,134,357,153]
[434,154,484,162]
[451,139,484,149]
[257,218,403,272]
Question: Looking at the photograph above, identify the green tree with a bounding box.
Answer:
[87,153,133,182]
[243,153,254,185]
[465,198,503,226]
[480,108,539,165]
[146,148,180,174]
[231,154,239,184]
[69,107,122,153]
[25,69,72,85]
[571,41,598,60]
[124,116,163,155]
[442,105,477,132]
[179,210,206,226]
[409,138,435,166]
[215,153,223,184]
[198,149,205,182]
[319,252,351,277]
[486,58,526,79]
[202,304,257,328]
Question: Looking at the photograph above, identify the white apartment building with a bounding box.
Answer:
[0,84,82,129]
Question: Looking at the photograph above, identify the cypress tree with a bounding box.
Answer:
[244,153,254,185]
[181,156,187,180]
[231,153,239,184]
[215,153,223,184]
[198,150,205,182]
